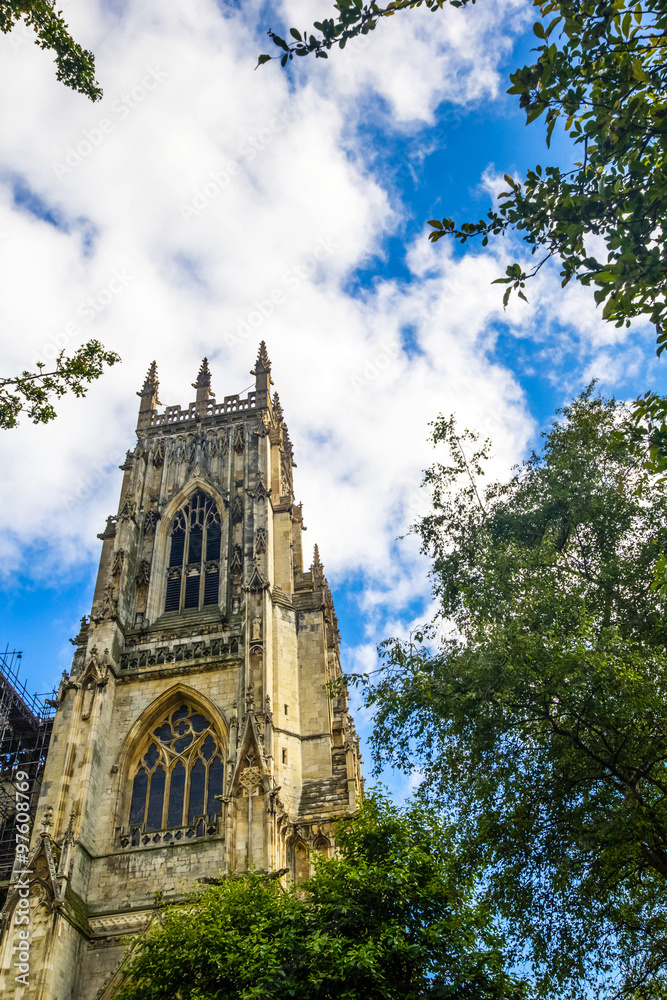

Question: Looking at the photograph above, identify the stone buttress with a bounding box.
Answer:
[0,344,363,1000]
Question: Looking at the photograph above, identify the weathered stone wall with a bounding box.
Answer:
[0,347,363,1000]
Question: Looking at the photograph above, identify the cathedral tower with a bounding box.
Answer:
[0,345,363,1000]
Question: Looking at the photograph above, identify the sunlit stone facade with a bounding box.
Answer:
[0,343,362,1000]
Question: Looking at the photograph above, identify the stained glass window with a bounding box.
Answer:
[167,761,186,828]
[207,758,224,816]
[128,704,225,832]
[129,769,148,824]
[188,760,206,824]
[146,766,165,831]
[164,492,222,612]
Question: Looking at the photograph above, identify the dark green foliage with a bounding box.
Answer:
[358,388,667,997]
[631,390,667,481]
[115,796,528,1000]
[0,341,120,429]
[0,0,102,100]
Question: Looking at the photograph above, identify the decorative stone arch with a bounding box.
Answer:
[286,830,311,883]
[313,831,331,858]
[113,684,229,836]
[80,675,96,721]
[293,840,310,882]
[78,652,108,721]
[145,476,229,623]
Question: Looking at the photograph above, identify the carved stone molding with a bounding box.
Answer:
[231,496,243,522]
[111,549,125,578]
[92,586,119,624]
[246,565,268,593]
[118,492,137,523]
[143,509,160,533]
[230,546,243,576]
[239,765,263,794]
[97,515,117,541]
[152,440,165,467]
[254,527,267,554]
[89,913,152,938]
[254,477,272,501]
[119,634,240,672]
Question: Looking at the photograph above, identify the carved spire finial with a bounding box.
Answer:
[311,544,326,588]
[251,342,273,407]
[139,361,159,397]
[136,361,160,429]
[272,391,283,422]
[192,357,211,390]
[193,357,213,408]
[252,341,271,375]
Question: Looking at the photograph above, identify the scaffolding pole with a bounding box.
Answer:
[0,647,55,907]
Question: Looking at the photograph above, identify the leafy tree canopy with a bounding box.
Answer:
[0,341,120,429]
[0,0,102,100]
[262,0,667,350]
[115,795,528,1000]
[355,388,667,998]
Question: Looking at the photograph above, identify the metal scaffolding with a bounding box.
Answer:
[0,648,55,907]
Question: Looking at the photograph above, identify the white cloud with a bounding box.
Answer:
[0,0,656,720]
[279,0,531,123]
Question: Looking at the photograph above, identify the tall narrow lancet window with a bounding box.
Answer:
[128,704,225,834]
[165,491,222,612]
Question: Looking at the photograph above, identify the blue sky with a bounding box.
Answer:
[1,0,665,796]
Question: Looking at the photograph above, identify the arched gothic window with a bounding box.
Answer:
[165,491,222,612]
[128,704,225,832]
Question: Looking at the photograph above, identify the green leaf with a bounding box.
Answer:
[363,388,667,999]
[113,796,528,1000]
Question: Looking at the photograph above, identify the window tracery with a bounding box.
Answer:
[128,704,225,834]
[164,491,222,612]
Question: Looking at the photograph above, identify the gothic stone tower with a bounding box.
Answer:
[0,344,363,1000]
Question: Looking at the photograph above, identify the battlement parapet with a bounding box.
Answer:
[149,391,258,427]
